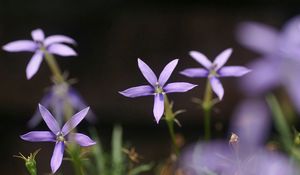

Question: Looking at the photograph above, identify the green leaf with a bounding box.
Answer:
[266,94,293,150]
[90,127,108,175]
[128,163,153,175]
[112,124,124,175]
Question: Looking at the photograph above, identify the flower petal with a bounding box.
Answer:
[284,74,300,113]
[240,59,280,94]
[47,43,77,56]
[189,51,212,69]
[210,77,224,100]
[158,59,178,86]
[51,142,64,174]
[119,85,154,98]
[164,82,197,93]
[28,92,53,128]
[68,133,96,146]
[44,35,76,46]
[61,107,90,135]
[31,29,45,41]
[153,93,164,123]
[218,66,251,77]
[180,68,209,77]
[26,51,44,79]
[2,40,37,52]
[137,58,158,86]
[213,48,232,70]
[236,22,279,55]
[20,131,56,142]
[39,104,60,134]
[68,88,97,122]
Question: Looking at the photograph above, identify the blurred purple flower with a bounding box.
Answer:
[179,141,298,175]
[28,82,96,128]
[21,104,96,173]
[180,48,251,100]
[119,58,197,123]
[2,28,77,79]
[230,99,271,152]
[236,16,300,112]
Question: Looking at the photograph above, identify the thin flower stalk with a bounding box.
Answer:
[164,95,179,156]
[180,48,251,139]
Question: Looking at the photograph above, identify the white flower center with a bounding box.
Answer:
[154,82,164,94]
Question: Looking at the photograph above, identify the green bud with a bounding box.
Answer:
[14,149,40,175]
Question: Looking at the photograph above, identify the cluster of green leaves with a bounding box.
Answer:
[85,125,153,175]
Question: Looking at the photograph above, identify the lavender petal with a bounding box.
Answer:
[20,131,56,142]
[236,22,279,55]
[180,68,209,77]
[158,59,178,86]
[153,93,164,123]
[137,58,158,86]
[28,92,53,128]
[189,51,212,69]
[26,51,44,79]
[47,43,77,56]
[31,29,45,41]
[39,104,60,134]
[44,35,76,46]
[230,99,270,149]
[210,76,224,100]
[240,59,280,94]
[218,66,251,77]
[119,85,154,98]
[164,82,197,93]
[68,88,97,122]
[284,75,300,113]
[61,107,90,135]
[68,133,96,146]
[51,142,64,173]
[213,48,232,70]
[2,40,37,52]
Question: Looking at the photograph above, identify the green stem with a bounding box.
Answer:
[44,51,65,83]
[164,95,179,156]
[202,79,212,140]
[68,144,86,175]
[266,94,293,150]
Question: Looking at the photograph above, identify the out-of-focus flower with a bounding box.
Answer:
[2,28,77,79]
[28,82,96,128]
[230,99,271,152]
[119,59,197,123]
[236,16,300,112]
[180,48,251,100]
[21,104,96,173]
[179,141,298,175]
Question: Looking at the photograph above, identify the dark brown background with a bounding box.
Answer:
[0,0,299,174]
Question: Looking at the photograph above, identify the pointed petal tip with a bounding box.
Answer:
[26,73,33,80]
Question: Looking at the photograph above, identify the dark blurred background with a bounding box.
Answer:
[0,0,300,174]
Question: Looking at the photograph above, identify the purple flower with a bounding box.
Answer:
[28,82,96,128]
[21,104,96,173]
[180,48,251,100]
[179,141,299,175]
[236,16,300,112]
[119,59,197,123]
[3,28,77,79]
[230,99,271,152]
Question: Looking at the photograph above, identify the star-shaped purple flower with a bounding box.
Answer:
[28,82,96,128]
[236,16,300,113]
[180,48,251,100]
[119,59,197,123]
[2,28,77,79]
[21,104,96,173]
